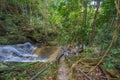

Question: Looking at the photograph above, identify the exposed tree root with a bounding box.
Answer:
[29,63,51,80]
[69,57,101,80]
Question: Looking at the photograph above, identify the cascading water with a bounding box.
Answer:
[0,42,48,62]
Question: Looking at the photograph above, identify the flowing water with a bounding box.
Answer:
[0,42,48,62]
[0,42,83,62]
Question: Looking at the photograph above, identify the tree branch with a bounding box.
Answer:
[29,63,52,80]
[115,0,120,15]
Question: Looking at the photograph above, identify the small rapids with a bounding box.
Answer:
[0,42,48,62]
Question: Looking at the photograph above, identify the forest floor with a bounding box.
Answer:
[56,57,106,80]
[57,56,69,80]
[56,56,120,80]
[0,45,120,80]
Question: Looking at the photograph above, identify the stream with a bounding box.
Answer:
[0,42,84,62]
[0,42,48,62]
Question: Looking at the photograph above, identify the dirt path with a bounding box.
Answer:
[57,56,69,80]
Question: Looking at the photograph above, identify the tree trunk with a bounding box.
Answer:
[89,0,100,45]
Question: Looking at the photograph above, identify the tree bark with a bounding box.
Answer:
[89,0,100,45]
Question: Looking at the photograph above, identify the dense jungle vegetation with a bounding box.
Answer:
[0,0,120,80]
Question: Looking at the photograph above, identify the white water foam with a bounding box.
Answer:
[0,42,48,62]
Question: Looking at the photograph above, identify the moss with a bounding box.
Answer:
[0,35,28,45]
[0,62,58,80]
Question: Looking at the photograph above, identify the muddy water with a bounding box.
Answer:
[33,46,61,61]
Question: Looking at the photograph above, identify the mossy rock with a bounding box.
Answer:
[0,63,9,69]
[47,41,58,46]
[0,35,29,44]
[105,68,120,78]
[101,65,120,79]
[0,37,10,44]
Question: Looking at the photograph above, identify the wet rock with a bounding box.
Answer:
[16,42,37,53]
[0,63,8,69]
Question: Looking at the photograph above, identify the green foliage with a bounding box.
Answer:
[0,62,58,80]
[81,46,99,58]
[50,0,92,45]
[50,0,120,73]
[95,0,120,70]
[0,37,9,44]
[0,0,120,79]
[0,0,53,44]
